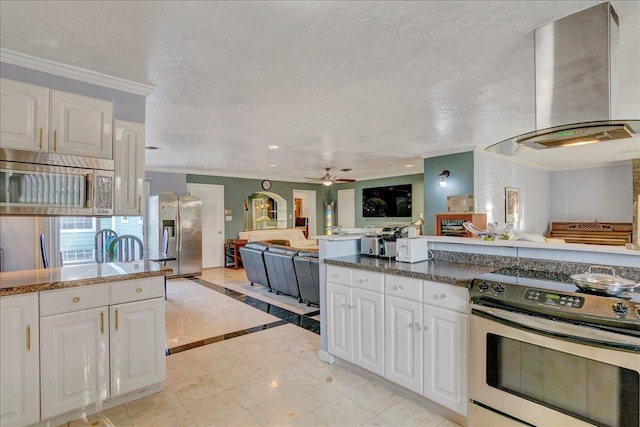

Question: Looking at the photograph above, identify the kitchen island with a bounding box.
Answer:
[0,261,171,427]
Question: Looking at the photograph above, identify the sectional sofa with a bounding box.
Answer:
[239,241,320,306]
[238,229,318,249]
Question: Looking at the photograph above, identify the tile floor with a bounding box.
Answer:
[65,268,461,427]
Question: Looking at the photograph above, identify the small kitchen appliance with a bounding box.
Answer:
[395,238,430,263]
[360,235,382,257]
[379,226,403,259]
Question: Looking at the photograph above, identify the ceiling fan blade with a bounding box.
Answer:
[303,177,321,180]
[335,178,356,182]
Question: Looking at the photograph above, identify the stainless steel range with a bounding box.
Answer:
[467,268,640,427]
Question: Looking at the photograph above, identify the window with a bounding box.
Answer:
[60,217,96,232]
[61,249,94,264]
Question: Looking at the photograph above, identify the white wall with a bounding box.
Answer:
[549,164,633,222]
[474,151,550,235]
[0,217,38,271]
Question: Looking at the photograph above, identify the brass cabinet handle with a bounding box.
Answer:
[115,309,119,331]
[73,296,80,303]
[39,127,43,149]
[138,196,141,214]
[26,325,31,351]
[53,130,57,151]
[100,311,104,334]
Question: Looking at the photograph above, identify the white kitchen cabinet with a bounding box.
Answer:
[326,282,385,376]
[423,304,468,415]
[40,306,109,419]
[0,78,113,159]
[0,78,49,151]
[0,293,40,427]
[110,297,165,396]
[385,295,423,394]
[113,120,145,215]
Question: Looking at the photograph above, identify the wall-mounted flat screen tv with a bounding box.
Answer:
[362,184,412,217]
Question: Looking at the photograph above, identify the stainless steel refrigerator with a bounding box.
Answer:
[147,193,202,278]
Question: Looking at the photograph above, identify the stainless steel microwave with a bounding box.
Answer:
[0,149,114,216]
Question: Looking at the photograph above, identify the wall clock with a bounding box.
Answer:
[261,180,272,190]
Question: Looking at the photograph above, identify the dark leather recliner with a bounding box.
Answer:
[239,242,271,289]
[294,249,320,307]
[263,244,301,300]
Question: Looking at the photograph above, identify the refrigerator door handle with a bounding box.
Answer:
[176,207,182,252]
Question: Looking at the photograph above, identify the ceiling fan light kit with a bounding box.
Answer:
[305,167,356,185]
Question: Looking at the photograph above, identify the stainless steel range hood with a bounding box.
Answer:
[487,2,639,156]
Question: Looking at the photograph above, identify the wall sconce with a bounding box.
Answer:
[439,170,450,187]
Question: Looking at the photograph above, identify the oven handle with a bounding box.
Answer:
[472,306,640,353]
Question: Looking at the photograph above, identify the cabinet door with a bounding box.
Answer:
[110,298,166,396]
[40,307,109,419]
[352,288,384,376]
[423,305,468,415]
[0,293,40,427]
[0,78,49,151]
[50,90,113,159]
[326,283,352,362]
[385,295,423,394]
[114,120,145,215]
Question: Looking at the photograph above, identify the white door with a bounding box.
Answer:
[326,283,352,362]
[293,189,317,236]
[337,188,355,229]
[0,78,49,151]
[352,288,384,376]
[0,294,39,426]
[423,305,468,415]
[110,298,166,397]
[187,183,224,268]
[40,307,109,419]
[385,295,423,394]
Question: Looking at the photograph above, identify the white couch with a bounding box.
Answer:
[238,229,317,249]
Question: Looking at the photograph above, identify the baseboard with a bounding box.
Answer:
[317,349,335,364]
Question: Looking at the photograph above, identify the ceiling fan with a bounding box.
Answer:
[305,167,356,186]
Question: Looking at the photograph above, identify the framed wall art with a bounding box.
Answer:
[505,187,520,223]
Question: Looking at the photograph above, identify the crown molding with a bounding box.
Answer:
[0,48,154,96]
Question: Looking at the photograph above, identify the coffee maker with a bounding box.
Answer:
[380,226,403,259]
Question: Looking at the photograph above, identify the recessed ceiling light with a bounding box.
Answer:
[145,146,160,150]
[268,145,279,150]
[268,164,277,167]
[405,164,414,168]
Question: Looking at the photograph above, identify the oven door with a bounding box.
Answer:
[469,305,640,427]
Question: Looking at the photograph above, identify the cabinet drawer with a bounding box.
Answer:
[353,269,384,292]
[326,265,352,286]
[40,284,109,316]
[385,275,422,302]
[422,281,468,313]
[110,277,164,305]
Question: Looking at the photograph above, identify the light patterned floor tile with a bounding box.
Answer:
[323,367,370,394]
[182,390,244,426]
[379,399,445,427]
[124,388,184,424]
[131,405,195,427]
[228,377,286,408]
[171,374,226,406]
[281,378,344,412]
[346,381,404,415]
[68,404,132,426]
[210,409,263,426]
[312,396,377,426]
[246,394,307,426]
[211,362,265,390]
[285,413,329,427]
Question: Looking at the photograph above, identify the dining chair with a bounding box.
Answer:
[95,229,117,263]
[108,234,144,262]
[40,233,49,268]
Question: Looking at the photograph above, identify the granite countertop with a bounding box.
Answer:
[0,260,173,297]
[324,255,495,287]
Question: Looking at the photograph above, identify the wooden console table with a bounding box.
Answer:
[225,239,247,269]
[548,222,633,246]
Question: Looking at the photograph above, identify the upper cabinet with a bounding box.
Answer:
[0,78,113,160]
[114,120,145,215]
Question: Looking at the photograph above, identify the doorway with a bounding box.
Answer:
[187,183,225,268]
[337,188,356,229]
[293,189,317,236]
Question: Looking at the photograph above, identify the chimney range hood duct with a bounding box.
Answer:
[487,2,638,156]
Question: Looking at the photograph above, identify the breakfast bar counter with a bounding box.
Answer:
[0,260,172,296]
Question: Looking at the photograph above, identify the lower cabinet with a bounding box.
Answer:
[40,307,110,419]
[384,295,423,394]
[38,277,166,423]
[326,282,384,376]
[0,293,40,427]
[110,298,166,396]
[327,268,469,417]
[423,304,468,415]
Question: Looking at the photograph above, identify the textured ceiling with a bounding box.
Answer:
[1,1,638,182]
